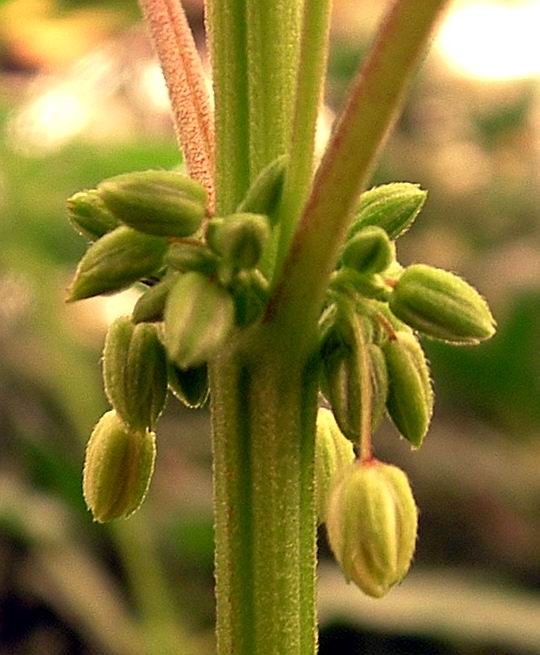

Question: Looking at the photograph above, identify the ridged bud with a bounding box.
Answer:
[315,408,355,524]
[341,226,395,274]
[236,154,287,220]
[206,213,270,270]
[67,189,119,241]
[382,331,433,448]
[389,264,496,344]
[321,313,387,441]
[132,274,179,324]
[98,170,207,237]
[66,226,167,301]
[350,183,427,240]
[166,242,217,275]
[167,362,209,409]
[164,272,235,369]
[326,459,418,598]
[103,317,168,431]
[82,410,156,523]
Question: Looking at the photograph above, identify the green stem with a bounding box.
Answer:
[245,1,303,180]
[205,0,250,214]
[269,0,449,333]
[273,0,333,282]
[210,328,318,655]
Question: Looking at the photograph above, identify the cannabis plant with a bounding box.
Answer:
[65,1,495,652]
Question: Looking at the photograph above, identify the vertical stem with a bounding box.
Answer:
[210,329,318,655]
[274,0,333,282]
[245,1,304,180]
[205,0,250,213]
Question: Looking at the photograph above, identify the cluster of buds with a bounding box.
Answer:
[68,162,287,521]
[315,183,495,596]
[68,168,495,596]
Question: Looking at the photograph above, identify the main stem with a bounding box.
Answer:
[211,330,318,655]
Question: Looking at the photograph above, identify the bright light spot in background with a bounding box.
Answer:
[437,1,540,80]
[8,87,91,155]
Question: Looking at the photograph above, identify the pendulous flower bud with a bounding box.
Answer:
[103,317,168,431]
[82,410,156,523]
[67,189,119,241]
[163,271,235,369]
[315,407,355,524]
[382,331,433,448]
[66,226,168,301]
[341,226,395,275]
[326,459,418,598]
[389,264,496,344]
[350,183,427,240]
[98,170,207,237]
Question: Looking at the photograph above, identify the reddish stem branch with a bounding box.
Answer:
[139,0,215,212]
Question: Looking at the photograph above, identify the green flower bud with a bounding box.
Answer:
[67,189,119,241]
[66,226,167,301]
[389,264,496,344]
[98,170,207,238]
[382,331,433,448]
[326,459,418,598]
[83,410,156,523]
[315,408,355,524]
[230,269,269,326]
[341,226,395,274]
[103,317,168,431]
[321,312,386,441]
[166,241,217,275]
[164,272,235,369]
[206,213,270,270]
[132,274,179,324]
[167,361,209,408]
[368,343,389,430]
[350,183,427,240]
[330,268,390,301]
[236,154,287,220]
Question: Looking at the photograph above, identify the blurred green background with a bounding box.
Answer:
[0,1,538,654]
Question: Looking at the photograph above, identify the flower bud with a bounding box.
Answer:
[389,264,496,344]
[382,331,433,448]
[206,213,270,270]
[350,183,427,240]
[164,272,235,369]
[132,274,179,324]
[83,410,156,523]
[166,242,217,275]
[66,226,168,301]
[103,317,168,430]
[67,189,119,241]
[341,226,395,274]
[167,362,209,408]
[229,270,269,326]
[320,312,387,441]
[236,154,287,220]
[98,170,207,237]
[315,408,355,524]
[326,459,418,598]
